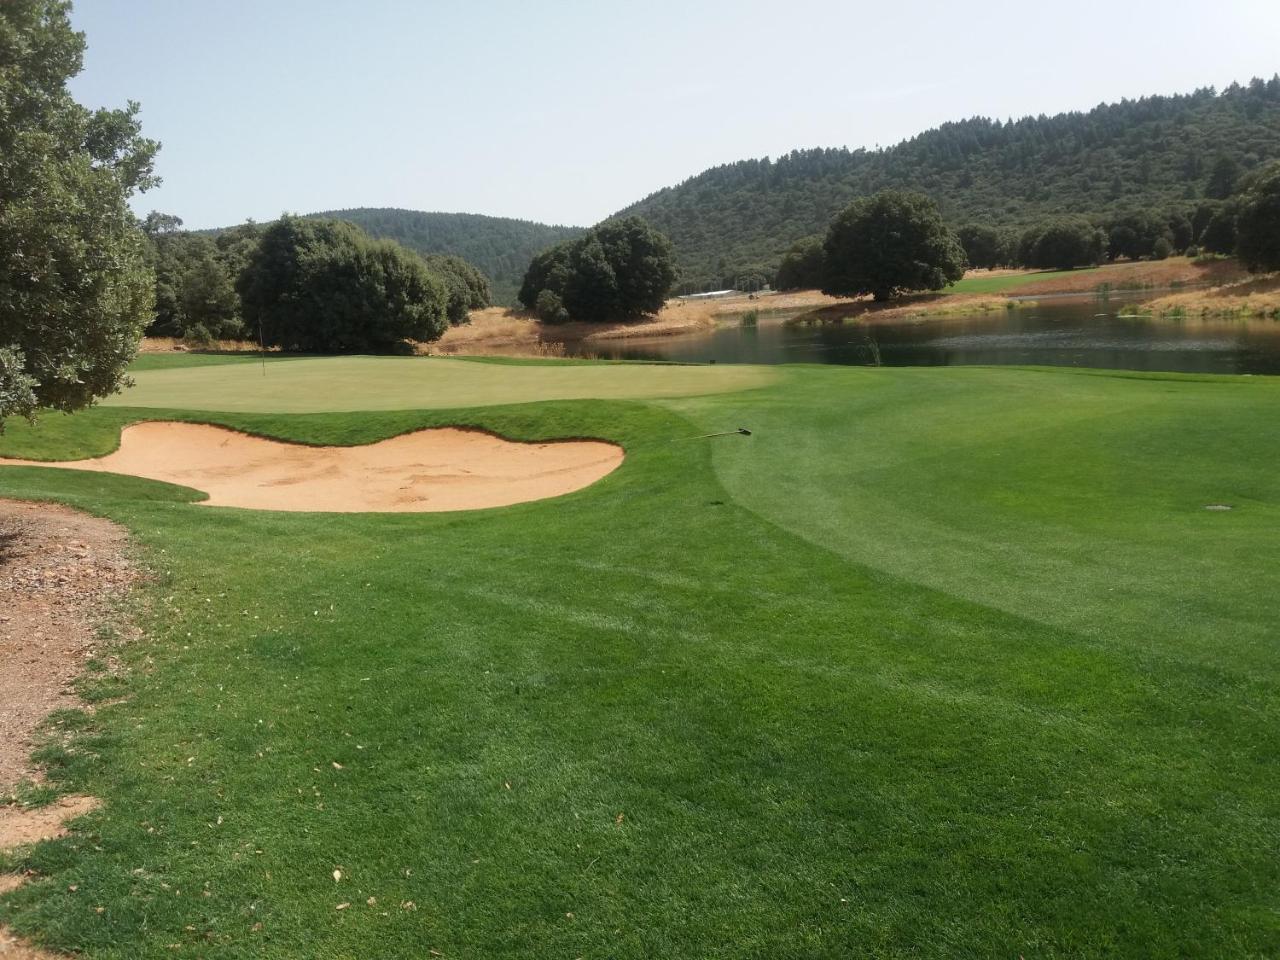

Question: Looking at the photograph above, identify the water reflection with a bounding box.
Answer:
[576,297,1280,374]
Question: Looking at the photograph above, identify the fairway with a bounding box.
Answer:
[103,355,777,413]
[2,360,1279,958]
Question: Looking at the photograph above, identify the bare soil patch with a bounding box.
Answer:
[0,501,127,959]
[0,796,99,850]
[0,423,623,513]
[0,500,135,793]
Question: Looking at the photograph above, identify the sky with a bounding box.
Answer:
[69,0,1280,230]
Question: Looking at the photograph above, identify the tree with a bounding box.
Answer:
[1205,154,1241,200]
[144,232,244,340]
[1235,160,1280,272]
[956,224,1013,270]
[1105,210,1173,261]
[0,0,158,425]
[238,216,448,352]
[775,236,826,289]
[424,253,491,324]
[535,289,569,324]
[820,191,966,301]
[1019,219,1106,269]
[179,245,241,342]
[141,210,184,237]
[1198,204,1238,255]
[517,217,676,322]
[518,243,573,310]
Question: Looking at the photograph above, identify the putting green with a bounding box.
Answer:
[104,355,775,412]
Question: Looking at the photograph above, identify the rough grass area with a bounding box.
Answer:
[1,363,1278,957]
[1140,273,1280,319]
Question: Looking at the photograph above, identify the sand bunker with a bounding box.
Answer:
[0,422,624,513]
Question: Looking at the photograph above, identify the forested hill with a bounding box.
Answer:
[613,78,1280,286]
[305,209,584,304]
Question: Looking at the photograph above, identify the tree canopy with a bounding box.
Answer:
[299,209,583,306]
[0,0,158,423]
[237,217,448,352]
[820,192,967,301]
[518,217,676,322]
[1018,219,1107,270]
[424,253,492,324]
[775,236,827,290]
[1235,161,1280,272]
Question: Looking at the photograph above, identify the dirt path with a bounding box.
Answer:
[0,499,134,957]
[0,500,135,792]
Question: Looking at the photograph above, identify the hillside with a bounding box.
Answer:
[306,209,584,304]
[613,78,1280,286]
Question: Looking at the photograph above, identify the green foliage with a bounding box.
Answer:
[518,243,573,311]
[955,224,1015,269]
[1019,218,1107,269]
[1152,236,1174,260]
[301,208,584,305]
[424,253,492,325]
[1199,204,1238,255]
[237,216,448,352]
[820,191,966,301]
[519,217,676,322]
[614,79,1280,281]
[142,224,248,341]
[1235,160,1280,272]
[1104,209,1175,260]
[0,0,158,424]
[535,288,570,324]
[1205,153,1242,200]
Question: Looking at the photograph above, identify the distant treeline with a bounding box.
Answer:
[142,213,490,348]
[775,161,1280,290]
[612,78,1280,289]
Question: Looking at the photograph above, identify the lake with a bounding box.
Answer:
[574,296,1280,374]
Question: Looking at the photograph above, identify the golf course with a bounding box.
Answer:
[1,353,1277,957]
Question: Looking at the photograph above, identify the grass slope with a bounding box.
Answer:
[0,361,1277,958]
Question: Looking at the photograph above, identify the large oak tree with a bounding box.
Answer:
[1,0,158,424]
[821,192,966,302]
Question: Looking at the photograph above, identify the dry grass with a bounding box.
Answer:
[789,294,1018,325]
[1015,257,1244,295]
[1140,273,1280,319]
[139,337,265,353]
[424,303,726,357]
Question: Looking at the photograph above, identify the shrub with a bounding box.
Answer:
[535,289,570,324]
[1152,237,1174,260]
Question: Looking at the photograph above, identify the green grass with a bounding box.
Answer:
[106,355,776,412]
[1,360,1278,957]
[946,268,1094,295]
[128,352,305,372]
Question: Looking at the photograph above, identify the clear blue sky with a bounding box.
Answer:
[69,0,1280,230]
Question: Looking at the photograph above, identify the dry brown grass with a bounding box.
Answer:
[1141,273,1280,318]
[1015,257,1245,295]
[139,337,264,353]
[424,302,728,357]
[790,294,1017,325]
